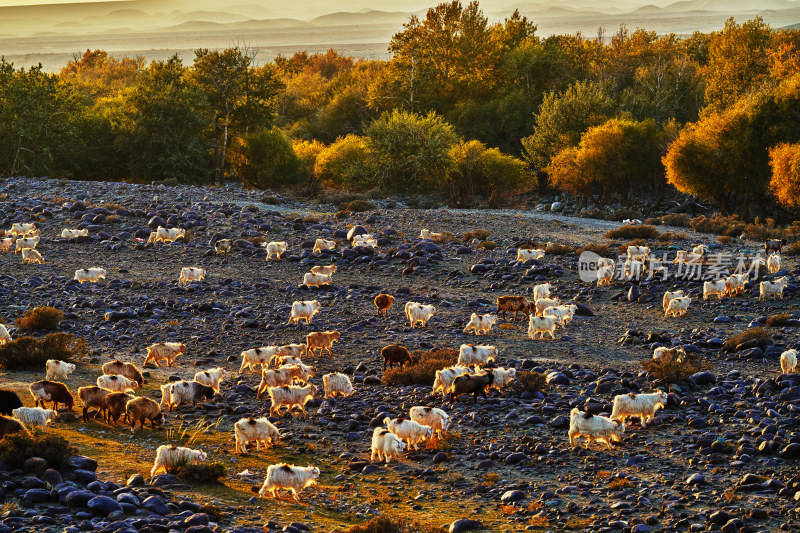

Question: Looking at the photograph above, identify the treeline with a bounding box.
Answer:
[2,1,800,213]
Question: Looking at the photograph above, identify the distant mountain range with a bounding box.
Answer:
[1,0,798,71]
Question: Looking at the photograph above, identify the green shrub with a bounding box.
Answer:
[16,306,63,331]
[382,348,458,386]
[234,127,303,189]
[175,460,226,483]
[642,350,709,384]
[723,327,772,351]
[0,333,86,370]
[604,225,660,240]
[0,433,77,470]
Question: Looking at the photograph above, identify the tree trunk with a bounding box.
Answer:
[219,107,230,186]
[666,196,696,214]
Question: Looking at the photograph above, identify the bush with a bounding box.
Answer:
[511,371,547,394]
[175,460,226,483]
[343,515,439,533]
[476,240,498,250]
[576,243,614,257]
[335,210,350,219]
[462,229,490,242]
[604,225,660,240]
[723,327,772,351]
[546,242,575,255]
[718,235,733,244]
[430,231,456,244]
[610,208,641,221]
[233,127,303,189]
[382,348,458,386]
[344,200,376,212]
[261,195,281,205]
[16,306,63,331]
[0,433,77,470]
[642,350,709,384]
[657,231,686,242]
[648,213,691,227]
[786,241,800,255]
[766,313,797,327]
[0,333,86,370]
[689,214,745,237]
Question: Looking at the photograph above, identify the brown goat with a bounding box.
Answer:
[0,415,28,437]
[29,380,74,411]
[306,331,340,357]
[102,360,144,385]
[381,344,414,371]
[78,386,112,422]
[765,239,787,255]
[452,373,494,401]
[105,392,134,425]
[496,295,530,321]
[374,294,395,316]
[125,397,163,432]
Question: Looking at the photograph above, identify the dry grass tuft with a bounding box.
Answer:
[657,231,686,242]
[604,225,660,240]
[642,350,709,384]
[577,243,615,257]
[511,371,547,394]
[766,313,797,327]
[462,229,490,242]
[723,327,772,351]
[0,333,86,370]
[16,306,63,331]
[342,515,440,533]
[382,348,458,386]
[476,240,498,250]
[546,242,575,255]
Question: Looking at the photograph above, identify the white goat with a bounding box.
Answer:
[322,372,353,398]
[568,408,625,448]
[288,300,320,325]
[234,417,280,452]
[12,407,57,432]
[457,344,497,367]
[528,315,558,340]
[517,248,545,263]
[310,265,337,276]
[268,384,317,417]
[303,272,331,288]
[409,406,450,438]
[405,302,435,328]
[611,391,667,427]
[194,367,225,392]
[21,249,44,264]
[45,360,75,381]
[179,267,206,285]
[96,374,139,393]
[312,238,336,254]
[760,277,789,301]
[463,313,497,335]
[781,349,798,374]
[532,283,551,302]
[432,367,470,395]
[61,228,88,239]
[371,427,406,463]
[152,226,185,244]
[384,417,433,450]
[767,253,781,274]
[266,241,288,260]
[240,346,280,373]
[662,290,686,313]
[74,267,106,284]
[665,297,690,317]
[0,324,11,345]
[703,280,726,300]
[150,445,206,477]
[258,464,319,499]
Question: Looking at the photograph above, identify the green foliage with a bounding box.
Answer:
[314,135,372,188]
[0,333,86,370]
[175,460,226,483]
[521,81,615,171]
[16,306,63,331]
[366,110,459,193]
[382,348,458,386]
[117,55,214,184]
[0,433,77,470]
[232,127,302,188]
[447,139,529,205]
[604,225,660,239]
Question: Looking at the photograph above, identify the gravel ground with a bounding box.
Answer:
[0,176,799,533]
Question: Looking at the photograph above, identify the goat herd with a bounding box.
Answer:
[0,219,796,503]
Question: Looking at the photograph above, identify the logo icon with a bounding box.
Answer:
[578,251,601,283]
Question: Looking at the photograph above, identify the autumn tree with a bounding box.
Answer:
[769,142,800,208]
[314,135,372,188]
[231,127,301,188]
[60,49,144,100]
[546,118,662,207]
[447,139,528,204]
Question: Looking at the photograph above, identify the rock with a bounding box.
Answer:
[70,455,98,471]
[23,488,52,503]
[432,452,448,464]
[504,452,527,464]
[548,415,569,429]
[150,473,181,486]
[627,285,640,302]
[23,457,47,472]
[87,495,122,516]
[709,511,733,524]
[546,372,569,385]
[686,473,705,485]
[126,473,145,486]
[690,372,716,386]
[779,443,800,459]
[42,468,62,485]
[449,519,484,533]
[147,216,165,229]
[73,469,97,483]
[65,490,94,508]
[550,201,563,212]
[142,495,170,515]
[500,490,526,503]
